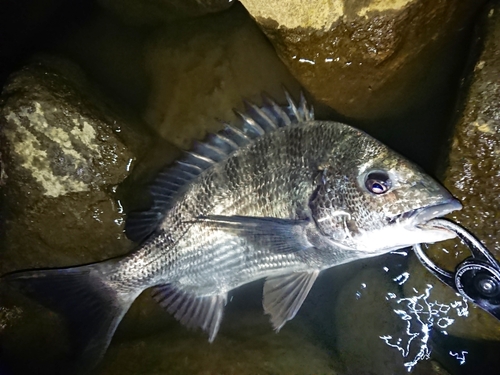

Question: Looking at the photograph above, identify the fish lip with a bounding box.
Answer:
[386,198,462,227]
[409,198,462,226]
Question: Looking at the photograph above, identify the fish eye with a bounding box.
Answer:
[365,171,391,194]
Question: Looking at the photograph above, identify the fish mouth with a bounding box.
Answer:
[410,198,462,225]
[348,198,462,253]
[379,198,463,250]
[386,198,462,226]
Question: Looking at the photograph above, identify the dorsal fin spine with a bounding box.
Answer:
[284,90,301,121]
[177,170,197,179]
[299,91,309,121]
[244,100,278,132]
[308,105,315,121]
[184,152,215,169]
[206,133,238,154]
[221,124,251,146]
[150,180,181,191]
[193,141,226,162]
[176,161,203,174]
[163,176,188,184]
[234,109,265,138]
[217,133,239,150]
[262,93,292,127]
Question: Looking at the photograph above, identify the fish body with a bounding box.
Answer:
[3,93,461,369]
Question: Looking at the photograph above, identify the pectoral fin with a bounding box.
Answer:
[195,215,312,254]
[263,270,320,331]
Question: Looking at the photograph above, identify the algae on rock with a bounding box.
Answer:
[0,56,145,272]
[0,57,149,373]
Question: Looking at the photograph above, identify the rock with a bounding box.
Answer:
[55,9,153,117]
[97,0,235,26]
[0,56,144,273]
[332,255,451,374]
[99,297,337,375]
[239,0,485,121]
[404,2,500,341]
[143,3,302,149]
[0,56,153,373]
[2,281,337,374]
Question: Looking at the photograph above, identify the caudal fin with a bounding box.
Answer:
[3,262,140,371]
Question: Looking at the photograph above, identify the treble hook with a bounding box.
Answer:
[413,219,500,321]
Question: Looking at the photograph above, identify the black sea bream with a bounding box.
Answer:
[4,93,461,369]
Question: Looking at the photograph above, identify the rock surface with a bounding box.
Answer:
[240,0,485,121]
[332,255,451,374]
[99,294,337,375]
[0,57,142,274]
[405,2,500,341]
[98,0,235,25]
[0,57,145,374]
[143,3,302,149]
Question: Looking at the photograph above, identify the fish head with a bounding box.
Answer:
[309,128,462,254]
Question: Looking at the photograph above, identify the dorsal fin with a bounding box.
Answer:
[125,91,315,243]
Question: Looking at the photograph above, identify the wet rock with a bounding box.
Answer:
[239,0,485,121]
[98,0,235,25]
[332,256,451,374]
[55,9,153,117]
[404,2,500,341]
[100,299,337,375]
[0,56,154,374]
[143,3,302,149]
[0,56,141,273]
[3,267,338,374]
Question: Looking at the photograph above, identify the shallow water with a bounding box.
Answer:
[1,2,499,375]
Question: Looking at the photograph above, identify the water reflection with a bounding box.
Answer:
[382,282,469,371]
[317,248,493,374]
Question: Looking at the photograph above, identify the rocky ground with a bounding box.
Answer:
[0,0,498,374]
[403,2,500,372]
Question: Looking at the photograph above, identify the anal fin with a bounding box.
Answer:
[263,270,320,331]
[151,284,227,342]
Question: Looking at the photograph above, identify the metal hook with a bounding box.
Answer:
[425,219,497,265]
[413,219,500,321]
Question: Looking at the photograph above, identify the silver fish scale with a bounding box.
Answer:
[111,121,360,292]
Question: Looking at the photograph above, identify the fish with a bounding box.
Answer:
[2,92,462,370]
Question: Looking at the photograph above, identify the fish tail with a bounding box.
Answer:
[3,261,139,371]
